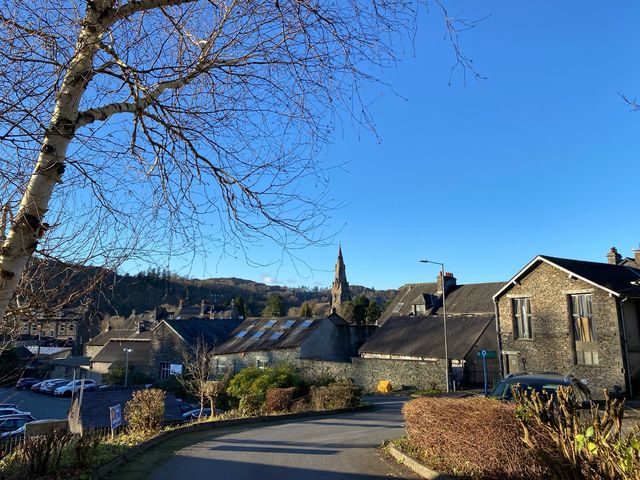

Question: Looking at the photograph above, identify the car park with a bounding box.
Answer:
[15,378,40,390]
[488,372,591,405]
[53,380,97,397]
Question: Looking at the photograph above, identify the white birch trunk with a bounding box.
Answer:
[0,1,111,320]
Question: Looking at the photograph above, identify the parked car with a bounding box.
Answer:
[0,408,31,417]
[41,380,69,395]
[15,377,40,390]
[0,414,36,439]
[30,381,44,392]
[0,404,17,409]
[488,372,591,405]
[36,378,67,393]
[182,407,224,421]
[53,380,97,397]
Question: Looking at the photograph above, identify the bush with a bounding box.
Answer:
[239,394,265,417]
[309,382,361,410]
[265,387,295,413]
[104,362,153,386]
[402,396,547,479]
[125,389,165,434]
[515,386,640,480]
[227,365,302,400]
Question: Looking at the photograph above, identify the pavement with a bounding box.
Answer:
[0,386,70,420]
[137,397,418,480]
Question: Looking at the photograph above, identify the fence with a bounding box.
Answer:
[0,434,25,459]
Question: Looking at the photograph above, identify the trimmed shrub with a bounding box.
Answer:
[239,393,265,417]
[309,382,361,410]
[227,365,302,400]
[265,387,295,413]
[402,396,548,479]
[125,389,165,434]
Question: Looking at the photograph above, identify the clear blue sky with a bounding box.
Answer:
[166,1,640,290]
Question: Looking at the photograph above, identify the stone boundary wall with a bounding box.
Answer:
[296,357,448,391]
[216,349,449,391]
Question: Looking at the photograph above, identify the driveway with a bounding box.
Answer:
[118,397,417,480]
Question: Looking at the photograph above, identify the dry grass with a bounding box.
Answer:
[402,396,548,479]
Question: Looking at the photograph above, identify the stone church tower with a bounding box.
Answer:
[331,246,352,315]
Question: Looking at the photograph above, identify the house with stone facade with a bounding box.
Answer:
[213,314,375,372]
[150,318,242,380]
[494,254,640,398]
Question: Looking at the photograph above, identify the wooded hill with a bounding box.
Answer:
[95,270,397,318]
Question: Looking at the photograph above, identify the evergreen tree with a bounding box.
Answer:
[352,295,370,324]
[262,294,285,317]
[365,301,382,324]
[234,296,246,318]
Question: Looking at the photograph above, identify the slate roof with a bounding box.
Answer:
[359,314,495,360]
[91,339,151,365]
[86,329,150,347]
[378,281,503,324]
[216,315,346,355]
[378,283,438,324]
[69,388,183,431]
[494,255,640,300]
[432,282,504,314]
[161,318,243,348]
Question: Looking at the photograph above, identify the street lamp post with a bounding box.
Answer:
[419,259,449,393]
[123,348,133,387]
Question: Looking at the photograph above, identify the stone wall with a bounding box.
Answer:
[215,349,448,391]
[497,261,626,397]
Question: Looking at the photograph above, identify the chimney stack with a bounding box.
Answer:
[634,247,640,266]
[607,247,622,265]
[437,271,457,294]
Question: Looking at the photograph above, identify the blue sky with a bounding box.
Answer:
[168,1,640,290]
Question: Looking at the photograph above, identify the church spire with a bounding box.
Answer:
[331,245,351,317]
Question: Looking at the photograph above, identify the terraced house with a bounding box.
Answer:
[494,249,640,398]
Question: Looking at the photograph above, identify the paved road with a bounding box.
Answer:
[151,397,417,480]
[0,387,70,420]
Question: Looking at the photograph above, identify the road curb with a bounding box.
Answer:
[386,443,457,479]
[92,404,373,479]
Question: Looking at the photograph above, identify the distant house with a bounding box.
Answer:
[494,253,640,397]
[150,318,242,380]
[68,387,183,434]
[214,314,375,372]
[89,338,152,379]
[359,314,498,387]
[84,328,151,357]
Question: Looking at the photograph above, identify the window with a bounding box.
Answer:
[270,331,283,340]
[571,294,598,365]
[300,319,313,329]
[264,320,277,327]
[512,298,532,339]
[413,304,426,314]
[256,359,269,369]
[252,330,265,338]
[159,362,171,380]
[236,330,248,338]
[282,320,295,328]
[392,302,404,313]
[215,359,227,374]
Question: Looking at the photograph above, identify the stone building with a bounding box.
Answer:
[149,318,242,380]
[330,246,352,317]
[359,313,499,388]
[213,314,374,372]
[494,255,640,397]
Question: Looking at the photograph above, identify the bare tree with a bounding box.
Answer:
[0,1,478,325]
[178,335,227,417]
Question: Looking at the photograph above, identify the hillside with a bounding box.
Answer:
[96,270,397,317]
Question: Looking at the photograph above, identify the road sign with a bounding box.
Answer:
[476,350,497,359]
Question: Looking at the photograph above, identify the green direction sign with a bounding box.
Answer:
[476,350,497,359]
